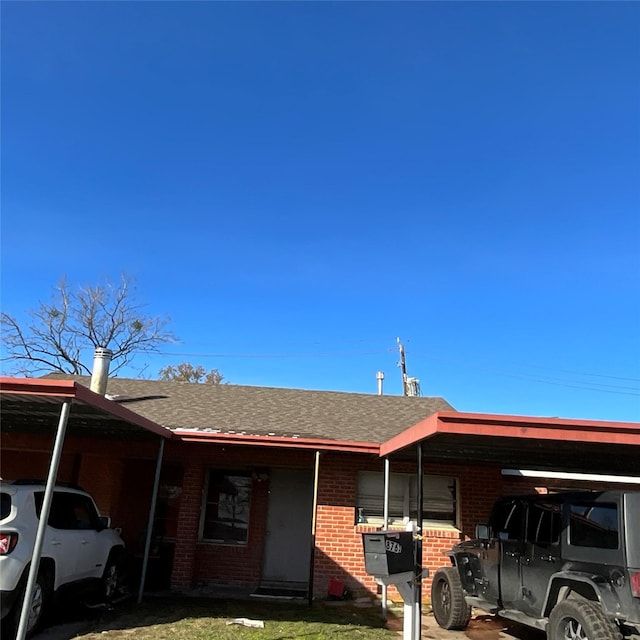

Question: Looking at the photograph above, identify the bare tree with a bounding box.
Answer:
[158,362,224,384]
[1,275,176,376]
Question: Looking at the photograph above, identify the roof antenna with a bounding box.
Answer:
[397,338,421,397]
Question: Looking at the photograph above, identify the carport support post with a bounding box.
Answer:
[308,450,321,606]
[16,401,71,640]
[415,442,424,640]
[382,456,390,620]
[137,437,165,604]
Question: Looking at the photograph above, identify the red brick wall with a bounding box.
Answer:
[2,432,531,602]
[169,444,317,590]
[311,453,503,601]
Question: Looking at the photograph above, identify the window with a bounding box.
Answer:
[0,493,11,520]
[356,472,457,527]
[490,500,525,540]
[569,502,618,549]
[527,502,561,545]
[35,492,100,530]
[200,471,252,544]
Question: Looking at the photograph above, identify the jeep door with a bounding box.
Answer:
[519,499,562,617]
[491,499,526,609]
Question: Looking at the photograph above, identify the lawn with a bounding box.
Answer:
[56,597,401,640]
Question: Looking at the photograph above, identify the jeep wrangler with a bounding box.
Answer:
[431,490,640,640]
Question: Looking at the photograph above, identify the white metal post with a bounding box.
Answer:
[382,457,390,619]
[16,401,71,640]
[138,437,165,603]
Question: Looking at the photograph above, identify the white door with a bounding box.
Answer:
[261,469,313,584]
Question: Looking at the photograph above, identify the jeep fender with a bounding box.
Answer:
[543,571,621,618]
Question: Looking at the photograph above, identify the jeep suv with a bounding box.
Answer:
[431,490,640,640]
[0,481,126,637]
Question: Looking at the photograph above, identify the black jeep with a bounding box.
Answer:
[431,490,640,640]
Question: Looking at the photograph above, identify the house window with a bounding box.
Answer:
[200,471,252,544]
[356,472,458,527]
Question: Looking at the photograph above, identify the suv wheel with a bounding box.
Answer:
[7,569,50,639]
[431,566,472,630]
[548,600,622,640]
[102,549,124,602]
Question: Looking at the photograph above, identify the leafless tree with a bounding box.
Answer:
[1,275,176,376]
[158,362,224,384]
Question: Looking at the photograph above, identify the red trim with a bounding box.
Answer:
[380,411,640,457]
[0,377,172,439]
[174,429,379,454]
[0,377,78,398]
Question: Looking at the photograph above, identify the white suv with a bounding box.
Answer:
[0,481,126,638]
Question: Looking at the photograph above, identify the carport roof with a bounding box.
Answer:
[0,377,172,440]
[380,411,640,476]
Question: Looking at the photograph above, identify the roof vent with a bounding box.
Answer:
[90,347,113,396]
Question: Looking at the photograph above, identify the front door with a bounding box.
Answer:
[261,469,313,585]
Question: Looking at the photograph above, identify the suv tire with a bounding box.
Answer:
[102,549,124,602]
[548,600,622,640]
[6,568,51,640]
[431,566,472,630]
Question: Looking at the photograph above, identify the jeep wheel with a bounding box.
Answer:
[548,600,621,640]
[431,567,472,630]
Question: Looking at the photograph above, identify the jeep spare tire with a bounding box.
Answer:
[548,600,622,640]
[431,566,472,630]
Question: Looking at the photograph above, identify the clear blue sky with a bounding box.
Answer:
[2,1,639,422]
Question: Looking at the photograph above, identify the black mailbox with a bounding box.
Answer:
[362,531,415,577]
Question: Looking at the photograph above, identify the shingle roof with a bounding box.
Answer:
[44,375,454,444]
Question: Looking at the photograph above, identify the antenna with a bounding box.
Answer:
[397,337,421,397]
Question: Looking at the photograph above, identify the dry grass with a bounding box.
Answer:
[50,596,400,640]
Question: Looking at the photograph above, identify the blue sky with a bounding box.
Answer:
[2,1,639,422]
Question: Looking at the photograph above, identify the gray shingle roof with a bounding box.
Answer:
[45,375,454,444]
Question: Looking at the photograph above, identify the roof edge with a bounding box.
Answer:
[173,429,380,454]
[380,410,640,457]
[0,377,172,440]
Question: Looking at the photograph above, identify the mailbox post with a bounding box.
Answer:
[362,531,425,640]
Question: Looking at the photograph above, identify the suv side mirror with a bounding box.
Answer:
[98,515,111,531]
[475,524,491,539]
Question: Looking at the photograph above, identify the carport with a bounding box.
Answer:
[0,377,173,639]
[376,410,640,640]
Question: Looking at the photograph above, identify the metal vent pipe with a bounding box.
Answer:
[376,371,385,396]
[90,347,113,395]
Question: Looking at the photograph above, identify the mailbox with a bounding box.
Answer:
[362,530,415,577]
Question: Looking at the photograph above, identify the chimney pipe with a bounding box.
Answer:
[90,347,113,395]
[376,371,385,396]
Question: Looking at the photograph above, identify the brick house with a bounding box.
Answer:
[2,376,639,602]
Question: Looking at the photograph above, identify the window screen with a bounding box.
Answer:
[357,472,457,526]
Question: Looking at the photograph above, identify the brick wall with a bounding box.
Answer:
[312,453,503,601]
[3,431,544,603]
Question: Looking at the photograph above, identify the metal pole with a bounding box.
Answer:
[308,450,321,606]
[137,437,165,604]
[415,443,424,640]
[16,401,71,640]
[382,456,390,619]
